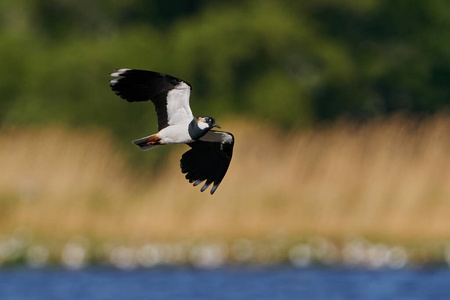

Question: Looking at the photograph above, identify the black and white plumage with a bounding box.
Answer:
[109,69,234,194]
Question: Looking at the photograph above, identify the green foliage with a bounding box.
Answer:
[1,0,450,137]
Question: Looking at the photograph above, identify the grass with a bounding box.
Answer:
[1,115,450,265]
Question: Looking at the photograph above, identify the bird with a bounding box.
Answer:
[109,69,234,194]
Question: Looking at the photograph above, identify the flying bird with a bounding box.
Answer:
[109,69,234,194]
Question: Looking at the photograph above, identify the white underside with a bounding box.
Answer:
[157,123,193,144]
[199,130,233,143]
[166,82,194,126]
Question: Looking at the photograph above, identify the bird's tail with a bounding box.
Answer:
[132,134,161,151]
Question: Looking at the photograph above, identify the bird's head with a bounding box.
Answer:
[197,116,221,130]
[189,117,221,140]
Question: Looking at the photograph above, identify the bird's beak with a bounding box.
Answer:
[213,124,221,129]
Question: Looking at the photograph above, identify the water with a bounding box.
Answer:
[1,266,450,300]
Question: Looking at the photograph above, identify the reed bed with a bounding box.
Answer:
[1,115,450,265]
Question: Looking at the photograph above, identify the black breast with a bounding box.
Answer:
[188,119,209,140]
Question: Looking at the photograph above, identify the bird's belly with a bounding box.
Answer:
[158,125,193,144]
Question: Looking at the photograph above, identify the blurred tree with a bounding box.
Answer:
[0,0,449,135]
[306,0,450,118]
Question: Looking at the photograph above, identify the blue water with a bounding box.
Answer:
[1,266,450,300]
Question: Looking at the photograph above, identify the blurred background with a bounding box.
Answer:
[1,0,450,274]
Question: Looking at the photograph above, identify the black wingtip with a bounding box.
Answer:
[210,184,219,195]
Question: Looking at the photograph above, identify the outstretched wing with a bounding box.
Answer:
[180,131,234,194]
[109,69,194,131]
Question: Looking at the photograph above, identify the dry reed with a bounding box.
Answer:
[1,115,450,248]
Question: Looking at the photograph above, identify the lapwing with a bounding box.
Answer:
[109,69,234,194]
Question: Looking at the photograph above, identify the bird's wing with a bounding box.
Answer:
[180,131,234,194]
[110,69,194,131]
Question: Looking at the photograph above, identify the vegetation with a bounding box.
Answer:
[1,1,450,266]
[2,0,450,133]
[1,116,450,266]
